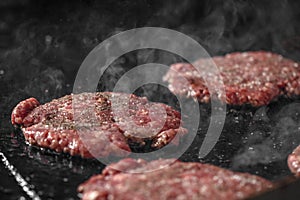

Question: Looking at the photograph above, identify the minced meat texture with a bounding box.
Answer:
[78,158,274,200]
[163,51,300,106]
[11,92,187,158]
[288,145,300,177]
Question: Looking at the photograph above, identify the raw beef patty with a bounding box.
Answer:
[11,92,187,158]
[164,51,300,106]
[78,158,274,200]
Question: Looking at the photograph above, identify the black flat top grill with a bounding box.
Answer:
[1,97,300,199]
[2,0,300,199]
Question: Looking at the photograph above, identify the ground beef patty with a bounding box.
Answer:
[78,158,274,200]
[288,145,300,177]
[11,92,187,158]
[164,51,300,106]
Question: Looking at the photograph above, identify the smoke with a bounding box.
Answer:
[0,0,300,182]
[232,102,300,173]
[24,67,65,102]
[2,0,299,90]
[144,0,300,57]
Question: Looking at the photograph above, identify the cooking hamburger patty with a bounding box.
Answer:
[288,145,300,177]
[11,92,187,158]
[78,158,274,200]
[164,51,300,106]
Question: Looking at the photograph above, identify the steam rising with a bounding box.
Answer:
[152,0,298,56]
[1,0,300,108]
[1,0,300,179]
[232,102,300,174]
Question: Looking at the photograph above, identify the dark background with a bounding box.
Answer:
[1,0,300,116]
[1,0,300,199]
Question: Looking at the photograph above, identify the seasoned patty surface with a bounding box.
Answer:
[78,158,274,200]
[11,92,187,158]
[164,51,300,106]
[288,145,300,177]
